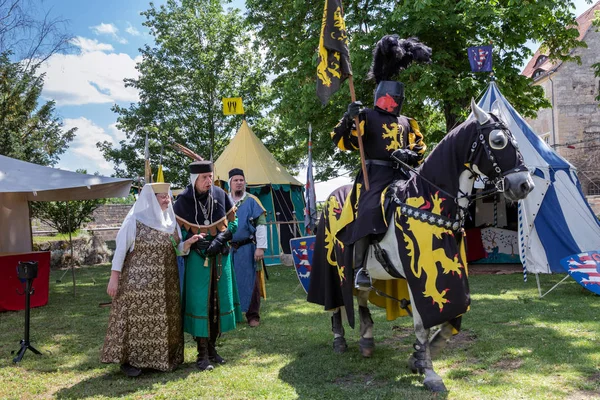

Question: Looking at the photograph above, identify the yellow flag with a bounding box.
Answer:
[222,97,245,115]
[156,165,164,183]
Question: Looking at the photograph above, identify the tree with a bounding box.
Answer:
[100,0,271,187]
[0,53,76,165]
[30,171,106,234]
[0,0,72,72]
[246,0,589,180]
[0,0,74,165]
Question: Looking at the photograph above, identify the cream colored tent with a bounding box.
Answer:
[214,120,305,265]
[0,155,132,253]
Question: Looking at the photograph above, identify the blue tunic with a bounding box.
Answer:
[231,194,266,312]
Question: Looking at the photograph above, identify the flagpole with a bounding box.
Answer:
[347,75,370,191]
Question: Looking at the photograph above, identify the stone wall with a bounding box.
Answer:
[84,204,132,241]
[32,204,131,242]
[586,195,600,217]
[525,26,600,195]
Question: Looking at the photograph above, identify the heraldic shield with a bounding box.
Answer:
[560,251,600,295]
[290,236,316,293]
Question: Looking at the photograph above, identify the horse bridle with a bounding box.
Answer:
[464,117,528,202]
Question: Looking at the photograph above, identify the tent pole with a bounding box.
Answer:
[67,201,76,296]
[537,273,570,299]
[535,273,542,297]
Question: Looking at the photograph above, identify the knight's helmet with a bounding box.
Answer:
[374,81,404,116]
[367,35,431,116]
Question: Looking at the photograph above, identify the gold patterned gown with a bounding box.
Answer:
[101,221,184,371]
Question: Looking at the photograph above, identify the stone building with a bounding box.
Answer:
[522,1,600,197]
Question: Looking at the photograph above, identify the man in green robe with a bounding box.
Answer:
[173,160,242,371]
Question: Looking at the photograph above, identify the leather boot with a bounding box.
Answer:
[195,338,214,371]
[353,238,372,291]
[208,338,226,365]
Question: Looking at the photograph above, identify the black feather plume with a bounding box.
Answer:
[367,35,432,83]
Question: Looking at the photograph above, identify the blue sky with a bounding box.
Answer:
[37,0,594,198]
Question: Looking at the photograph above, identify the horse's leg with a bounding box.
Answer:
[408,295,447,392]
[331,309,348,353]
[429,322,454,359]
[356,290,374,357]
[408,321,454,368]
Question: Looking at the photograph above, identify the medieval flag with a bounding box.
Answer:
[144,132,152,184]
[467,45,493,72]
[316,0,352,105]
[156,146,165,183]
[305,124,318,235]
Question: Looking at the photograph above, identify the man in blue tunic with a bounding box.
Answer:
[228,168,268,327]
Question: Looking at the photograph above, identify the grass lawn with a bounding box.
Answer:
[0,265,599,399]
[32,231,83,243]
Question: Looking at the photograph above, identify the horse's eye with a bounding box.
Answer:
[489,130,508,150]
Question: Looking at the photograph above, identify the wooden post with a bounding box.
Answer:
[348,76,370,191]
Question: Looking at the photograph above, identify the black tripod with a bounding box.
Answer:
[12,261,42,363]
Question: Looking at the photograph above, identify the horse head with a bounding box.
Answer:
[469,98,534,201]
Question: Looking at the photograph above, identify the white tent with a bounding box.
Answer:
[478,82,600,277]
[0,155,132,253]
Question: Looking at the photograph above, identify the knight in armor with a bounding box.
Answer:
[331,35,432,290]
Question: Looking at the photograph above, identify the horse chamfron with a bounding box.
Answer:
[307,99,533,392]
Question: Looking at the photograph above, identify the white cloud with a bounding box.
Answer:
[125,23,141,36]
[90,22,128,44]
[71,36,114,53]
[38,48,140,106]
[61,117,118,175]
[108,122,128,143]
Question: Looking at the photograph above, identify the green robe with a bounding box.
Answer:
[182,219,243,338]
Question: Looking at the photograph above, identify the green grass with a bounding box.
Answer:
[32,231,82,243]
[1,266,599,399]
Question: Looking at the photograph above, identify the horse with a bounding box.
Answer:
[307,99,534,392]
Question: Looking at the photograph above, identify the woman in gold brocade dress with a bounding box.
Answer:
[101,182,204,377]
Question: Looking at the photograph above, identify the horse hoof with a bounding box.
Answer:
[408,355,419,374]
[359,337,374,358]
[424,379,447,392]
[333,337,348,354]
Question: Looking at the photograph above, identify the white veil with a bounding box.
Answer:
[126,184,177,234]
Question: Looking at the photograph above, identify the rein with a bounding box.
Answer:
[392,117,526,205]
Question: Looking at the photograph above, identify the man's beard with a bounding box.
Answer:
[233,189,244,198]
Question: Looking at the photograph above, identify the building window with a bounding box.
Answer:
[588,181,600,196]
[532,69,546,80]
[534,55,548,67]
[540,133,550,145]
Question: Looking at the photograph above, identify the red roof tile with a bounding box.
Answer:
[522,1,600,79]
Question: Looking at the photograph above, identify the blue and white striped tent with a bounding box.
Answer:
[478,82,600,274]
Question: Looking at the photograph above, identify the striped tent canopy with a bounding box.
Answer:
[478,82,600,274]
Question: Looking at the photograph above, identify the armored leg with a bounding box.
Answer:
[353,238,371,291]
[331,310,347,353]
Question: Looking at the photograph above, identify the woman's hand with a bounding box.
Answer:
[183,233,206,252]
[107,271,121,298]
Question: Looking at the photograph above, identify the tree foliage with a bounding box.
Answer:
[246,0,587,180]
[100,0,272,187]
[0,53,76,165]
[0,0,72,71]
[30,171,106,234]
[0,0,75,165]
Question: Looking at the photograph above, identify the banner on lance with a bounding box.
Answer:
[290,235,316,294]
[560,251,600,295]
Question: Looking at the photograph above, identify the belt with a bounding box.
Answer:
[230,237,255,250]
[365,159,400,169]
